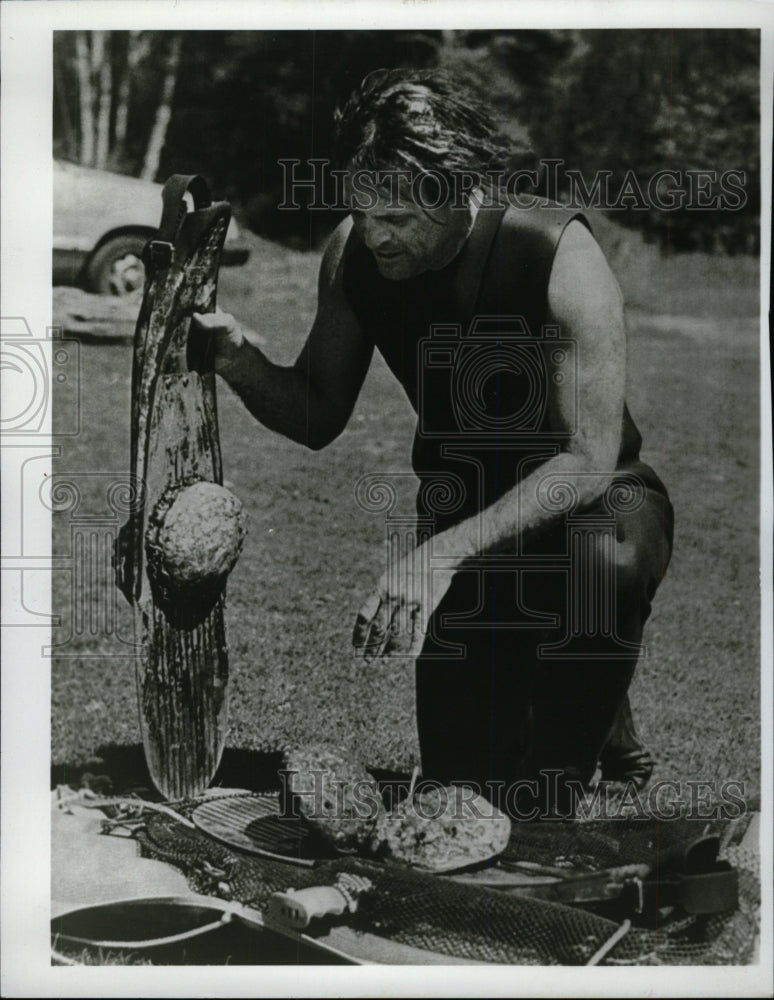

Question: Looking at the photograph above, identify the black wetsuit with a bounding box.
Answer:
[343,199,674,812]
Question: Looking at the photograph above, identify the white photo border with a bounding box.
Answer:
[1,1,772,996]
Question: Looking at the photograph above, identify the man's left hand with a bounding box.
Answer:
[352,543,456,661]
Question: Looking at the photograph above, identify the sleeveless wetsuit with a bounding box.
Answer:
[343,199,674,810]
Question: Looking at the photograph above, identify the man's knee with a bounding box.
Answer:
[610,533,650,606]
[589,492,673,608]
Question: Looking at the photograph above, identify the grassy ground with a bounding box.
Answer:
[51,220,761,801]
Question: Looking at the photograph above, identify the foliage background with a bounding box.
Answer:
[54,28,761,253]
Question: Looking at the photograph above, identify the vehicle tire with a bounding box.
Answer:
[84,233,149,297]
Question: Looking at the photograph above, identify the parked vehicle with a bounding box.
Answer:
[53,159,250,296]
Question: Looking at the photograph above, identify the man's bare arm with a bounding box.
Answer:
[194,218,373,450]
[434,220,625,560]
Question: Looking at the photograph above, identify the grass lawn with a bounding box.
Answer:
[51,220,762,802]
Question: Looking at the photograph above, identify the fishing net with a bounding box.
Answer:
[129,792,759,966]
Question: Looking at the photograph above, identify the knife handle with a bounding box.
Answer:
[266,873,374,931]
[265,886,348,930]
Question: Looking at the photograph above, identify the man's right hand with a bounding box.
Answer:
[192,309,246,380]
[186,218,372,450]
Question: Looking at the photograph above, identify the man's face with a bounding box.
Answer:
[344,171,469,280]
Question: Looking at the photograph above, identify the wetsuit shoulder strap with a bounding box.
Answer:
[454,196,590,335]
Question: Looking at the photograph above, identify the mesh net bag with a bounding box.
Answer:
[131,793,760,966]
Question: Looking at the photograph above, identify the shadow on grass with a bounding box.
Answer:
[51,744,412,800]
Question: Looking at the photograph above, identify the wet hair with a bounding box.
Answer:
[333,68,517,202]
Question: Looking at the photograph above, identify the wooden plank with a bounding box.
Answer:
[135,374,229,799]
[117,175,238,799]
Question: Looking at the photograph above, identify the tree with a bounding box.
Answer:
[526,29,760,252]
[54,30,183,181]
[647,31,760,252]
[140,33,182,182]
[112,31,150,169]
[53,35,78,161]
[73,31,95,166]
[92,31,112,169]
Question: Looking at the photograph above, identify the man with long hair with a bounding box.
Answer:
[195,69,673,815]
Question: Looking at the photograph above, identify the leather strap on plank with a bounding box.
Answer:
[144,174,213,274]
